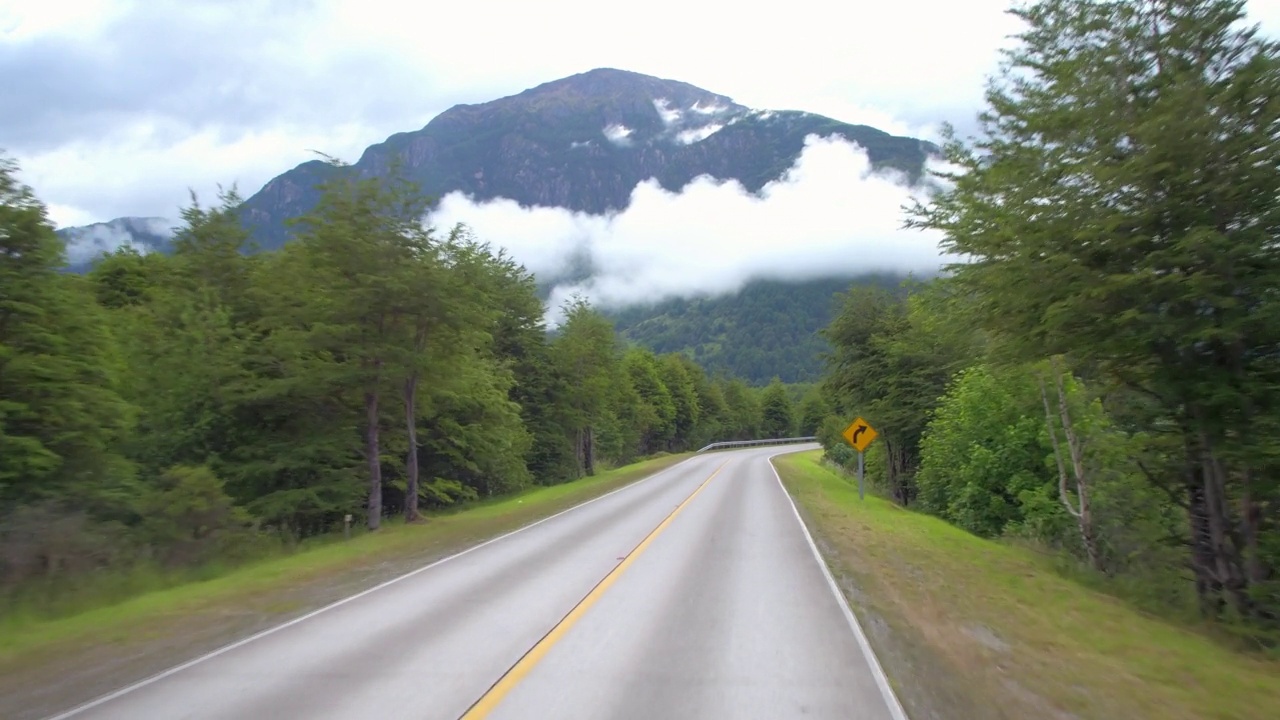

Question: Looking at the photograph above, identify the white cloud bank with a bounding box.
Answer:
[429,135,954,322]
[62,217,174,265]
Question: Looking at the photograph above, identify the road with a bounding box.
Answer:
[47,445,906,720]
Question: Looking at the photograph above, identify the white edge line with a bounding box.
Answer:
[42,454,707,720]
[767,448,911,720]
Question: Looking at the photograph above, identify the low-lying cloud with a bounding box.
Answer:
[61,217,174,266]
[428,134,953,322]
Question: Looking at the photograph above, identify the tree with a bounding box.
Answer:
[796,385,834,436]
[623,348,676,455]
[552,298,619,476]
[822,284,966,504]
[658,354,702,451]
[906,0,1280,623]
[759,378,796,438]
[0,155,134,511]
[1040,356,1101,570]
[718,377,761,440]
[287,160,429,530]
[915,364,1051,538]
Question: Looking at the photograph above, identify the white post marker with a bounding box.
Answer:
[841,417,879,500]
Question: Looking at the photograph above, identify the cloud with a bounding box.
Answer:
[22,120,380,230]
[63,226,141,265]
[15,0,1276,229]
[60,217,176,265]
[675,123,724,145]
[428,135,952,323]
[652,99,681,125]
[602,124,634,146]
[690,100,729,115]
[1,0,1024,227]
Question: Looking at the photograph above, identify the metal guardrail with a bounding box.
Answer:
[695,436,819,453]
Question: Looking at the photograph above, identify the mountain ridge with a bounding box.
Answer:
[60,68,937,261]
[239,68,935,248]
[54,69,938,382]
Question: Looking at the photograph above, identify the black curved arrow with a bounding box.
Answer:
[852,425,866,442]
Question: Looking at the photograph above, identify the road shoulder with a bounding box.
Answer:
[772,450,1280,720]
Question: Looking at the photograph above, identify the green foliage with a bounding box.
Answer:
[0,156,135,513]
[758,378,796,438]
[657,354,701,450]
[916,364,1053,538]
[1,152,758,612]
[623,347,677,455]
[796,385,834,436]
[822,281,973,503]
[852,0,1280,634]
[612,276,907,383]
[139,465,254,567]
[718,378,761,441]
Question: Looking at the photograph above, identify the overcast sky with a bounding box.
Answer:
[5,0,1279,304]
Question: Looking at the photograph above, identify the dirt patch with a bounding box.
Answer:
[966,625,1010,655]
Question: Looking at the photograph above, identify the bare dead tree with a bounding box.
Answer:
[1041,357,1101,570]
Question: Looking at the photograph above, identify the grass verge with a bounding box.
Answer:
[0,453,691,666]
[774,450,1280,720]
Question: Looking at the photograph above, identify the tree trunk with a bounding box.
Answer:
[403,372,421,523]
[1240,469,1266,588]
[365,386,382,531]
[1184,435,1221,617]
[584,425,596,476]
[881,439,910,506]
[1044,361,1105,568]
[574,427,586,478]
[1198,432,1250,617]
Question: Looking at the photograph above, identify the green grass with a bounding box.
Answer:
[774,450,1280,720]
[0,453,691,665]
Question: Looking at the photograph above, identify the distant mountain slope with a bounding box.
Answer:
[60,68,937,261]
[238,68,937,249]
[52,70,938,384]
[55,217,175,272]
[610,274,908,384]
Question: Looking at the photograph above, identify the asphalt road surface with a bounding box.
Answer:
[47,445,906,720]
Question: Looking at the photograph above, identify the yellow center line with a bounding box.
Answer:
[457,459,730,720]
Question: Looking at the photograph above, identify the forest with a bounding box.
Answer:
[609,275,907,383]
[0,158,808,613]
[817,0,1280,641]
[5,0,1277,654]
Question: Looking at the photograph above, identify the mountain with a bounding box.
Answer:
[610,274,908,384]
[55,217,176,273]
[55,69,940,383]
[60,68,936,259]
[238,68,937,249]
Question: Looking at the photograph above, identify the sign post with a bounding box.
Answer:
[841,417,879,500]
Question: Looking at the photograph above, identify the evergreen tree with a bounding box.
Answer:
[0,156,134,511]
[906,0,1280,622]
[759,378,796,438]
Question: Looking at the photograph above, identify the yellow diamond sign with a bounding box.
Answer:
[842,417,878,453]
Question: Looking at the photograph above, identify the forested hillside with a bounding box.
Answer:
[0,157,791,613]
[611,275,908,383]
[816,0,1280,641]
